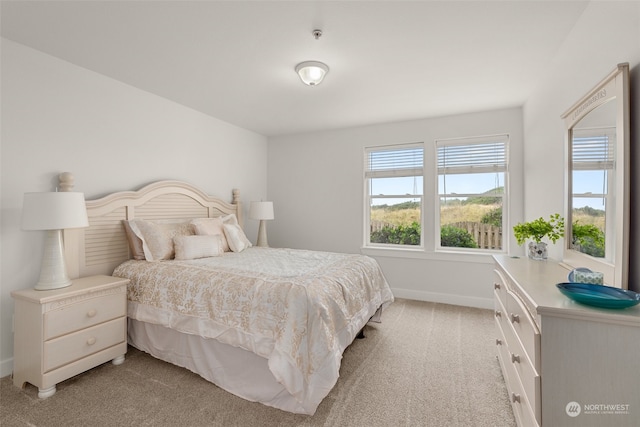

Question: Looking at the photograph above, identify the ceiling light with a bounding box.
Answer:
[295,61,329,86]
[295,29,329,86]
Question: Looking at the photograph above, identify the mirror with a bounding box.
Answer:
[562,63,630,288]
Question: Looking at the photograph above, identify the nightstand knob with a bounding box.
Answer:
[510,313,520,323]
[511,393,521,403]
[511,353,520,364]
[87,309,97,318]
[86,337,96,346]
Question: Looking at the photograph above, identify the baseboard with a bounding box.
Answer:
[1,356,13,379]
[391,287,493,310]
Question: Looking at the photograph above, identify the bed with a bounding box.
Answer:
[61,174,394,415]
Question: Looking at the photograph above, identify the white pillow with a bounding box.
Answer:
[191,217,229,252]
[223,223,252,253]
[174,235,224,260]
[128,219,194,261]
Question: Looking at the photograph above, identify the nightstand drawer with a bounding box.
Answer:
[43,317,126,372]
[44,291,126,340]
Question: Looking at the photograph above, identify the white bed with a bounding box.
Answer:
[62,175,393,415]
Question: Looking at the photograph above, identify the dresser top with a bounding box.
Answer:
[494,255,640,326]
[11,275,128,304]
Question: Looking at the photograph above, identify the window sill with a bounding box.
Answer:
[360,246,499,264]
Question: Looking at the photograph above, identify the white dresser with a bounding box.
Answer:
[12,275,128,398]
[493,255,640,427]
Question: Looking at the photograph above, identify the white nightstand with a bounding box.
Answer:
[11,275,129,398]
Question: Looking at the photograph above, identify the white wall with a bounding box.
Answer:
[267,108,524,308]
[0,39,269,376]
[522,1,640,283]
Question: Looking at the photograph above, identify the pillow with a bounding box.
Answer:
[128,219,194,261]
[122,220,146,260]
[174,235,224,260]
[191,217,230,252]
[223,223,252,253]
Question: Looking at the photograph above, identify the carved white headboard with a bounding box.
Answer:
[61,173,241,278]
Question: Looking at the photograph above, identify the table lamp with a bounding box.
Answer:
[249,201,274,247]
[22,191,89,290]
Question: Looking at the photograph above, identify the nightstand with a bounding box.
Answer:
[11,275,128,398]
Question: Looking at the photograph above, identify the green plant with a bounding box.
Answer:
[370,222,421,245]
[572,221,605,257]
[441,225,478,248]
[481,207,502,227]
[513,214,565,245]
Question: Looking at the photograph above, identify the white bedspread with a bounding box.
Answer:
[113,247,393,414]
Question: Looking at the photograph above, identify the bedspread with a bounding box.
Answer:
[113,247,393,414]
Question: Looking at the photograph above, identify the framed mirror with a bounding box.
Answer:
[562,63,630,288]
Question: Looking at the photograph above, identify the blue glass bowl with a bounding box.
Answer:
[556,282,640,309]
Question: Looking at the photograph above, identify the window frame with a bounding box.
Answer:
[364,143,425,249]
[435,135,509,254]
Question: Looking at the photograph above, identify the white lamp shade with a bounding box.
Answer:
[249,201,274,220]
[295,61,329,86]
[22,192,89,230]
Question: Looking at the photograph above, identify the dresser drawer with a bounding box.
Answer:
[43,317,126,372]
[505,289,540,368]
[508,370,540,427]
[504,321,541,422]
[44,291,126,340]
[493,268,509,304]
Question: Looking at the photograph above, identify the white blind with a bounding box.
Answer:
[437,137,507,175]
[366,145,424,178]
[572,133,614,171]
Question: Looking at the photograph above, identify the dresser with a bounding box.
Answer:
[493,255,640,427]
[12,275,128,398]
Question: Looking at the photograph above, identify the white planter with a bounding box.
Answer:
[528,241,548,260]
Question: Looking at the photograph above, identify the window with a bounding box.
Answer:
[570,128,613,258]
[365,144,424,247]
[437,135,508,252]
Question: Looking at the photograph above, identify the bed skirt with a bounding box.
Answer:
[128,319,316,414]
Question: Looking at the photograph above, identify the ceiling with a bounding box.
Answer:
[1,1,589,137]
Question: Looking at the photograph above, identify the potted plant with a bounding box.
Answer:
[513,213,565,260]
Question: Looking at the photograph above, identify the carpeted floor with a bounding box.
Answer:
[0,298,516,426]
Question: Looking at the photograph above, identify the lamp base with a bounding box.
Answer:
[34,229,72,291]
[256,220,269,248]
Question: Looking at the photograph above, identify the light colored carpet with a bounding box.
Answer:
[0,299,516,426]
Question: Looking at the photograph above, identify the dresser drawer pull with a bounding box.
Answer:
[495,310,502,318]
[510,353,520,364]
[87,309,97,318]
[494,282,501,290]
[86,337,97,346]
[511,393,521,403]
[496,338,502,346]
[510,313,520,323]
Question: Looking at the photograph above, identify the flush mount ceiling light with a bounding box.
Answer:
[295,30,329,86]
[295,61,329,86]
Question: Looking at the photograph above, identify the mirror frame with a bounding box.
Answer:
[561,63,630,288]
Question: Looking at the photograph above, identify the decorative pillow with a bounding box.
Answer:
[122,220,146,260]
[223,223,252,253]
[128,219,194,261]
[173,235,224,260]
[191,217,230,252]
[222,214,239,225]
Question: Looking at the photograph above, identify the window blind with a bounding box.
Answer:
[366,145,424,178]
[572,133,614,171]
[437,138,507,175]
